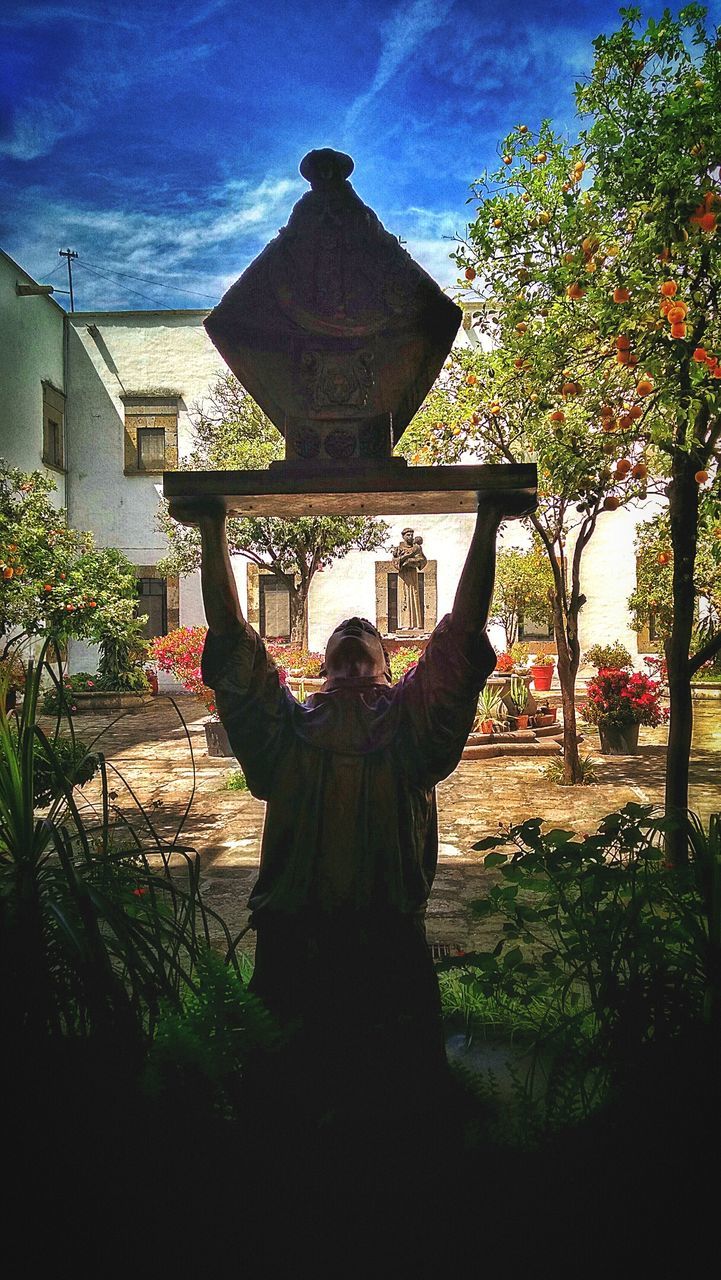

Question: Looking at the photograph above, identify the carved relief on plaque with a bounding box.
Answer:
[324,429,357,459]
[302,349,374,412]
[292,427,321,459]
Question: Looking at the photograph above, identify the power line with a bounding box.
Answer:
[79,257,217,302]
[74,259,178,308]
[59,248,78,311]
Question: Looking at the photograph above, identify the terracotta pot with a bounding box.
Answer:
[531,664,554,691]
[515,714,530,730]
[598,721,640,754]
[145,668,159,696]
[480,718,495,734]
[204,719,235,758]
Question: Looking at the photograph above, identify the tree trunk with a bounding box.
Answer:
[664,455,700,866]
[288,583,309,649]
[554,603,582,784]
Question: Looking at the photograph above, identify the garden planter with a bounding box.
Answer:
[204,719,235,758]
[479,718,495,734]
[531,664,554,691]
[598,721,640,754]
[515,714,530,730]
[68,691,154,713]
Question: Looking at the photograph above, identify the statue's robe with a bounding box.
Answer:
[201,616,495,1123]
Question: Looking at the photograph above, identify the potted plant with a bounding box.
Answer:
[507,675,532,729]
[510,641,530,673]
[583,668,666,753]
[494,651,514,675]
[583,641,633,671]
[474,685,504,734]
[150,627,235,754]
[530,652,555,691]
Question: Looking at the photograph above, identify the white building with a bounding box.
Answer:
[1,249,659,669]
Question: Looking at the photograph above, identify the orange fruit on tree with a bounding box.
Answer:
[628,353,639,367]
[619,414,634,429]
[615,458,632,475]
[465,266,476,281]
[615,335,631,351]
[636,378,653,397]
[628,405,643,420]
[466,373,477,385]
[617,351,631,365]
[602,420,616,432]
[667,303,688,323]
[490,403,501,415]
[518,124,529,133]
[561,380,581,396]
[603,496,620,511]
[503,155,512,165]
[660,280,678,297]
[713,367,721,379]
[693,347,707,362]
[632,462,648,479]
[2,567,13,580]
[670,322,687,338]
[699,212,717,232]
[515,321,528,334]
[657,551,671,565]
[600,404,614,418]
[493,218,502,227]
[567,283,586,300]
[695,470,709,484]
[549,410,566,423]
[613,287,631,303]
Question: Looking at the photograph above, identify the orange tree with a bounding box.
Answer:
[405,7,720,845]
[0,461,143,659]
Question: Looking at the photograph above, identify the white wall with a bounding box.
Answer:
[0,250,66,506]
[65,310,225,560]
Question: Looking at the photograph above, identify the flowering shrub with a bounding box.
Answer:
[389,647,422,684]
[41,671,98,716]
[583,668,667,729]
[494,651,514,674]
[643,654,668,684]
[150,628,217,716]
[265,643,323,678]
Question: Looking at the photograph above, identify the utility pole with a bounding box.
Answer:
[59,248,78,312]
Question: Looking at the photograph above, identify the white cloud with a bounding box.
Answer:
[346,0,456,127]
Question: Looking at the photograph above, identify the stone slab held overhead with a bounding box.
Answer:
[163,461,537,518]
[165,147,537,518]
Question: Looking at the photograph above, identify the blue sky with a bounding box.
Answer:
[2,0,719,310]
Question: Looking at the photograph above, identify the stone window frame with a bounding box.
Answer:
[42,381,66,472]
[134,564,179,635]
[246,563,299,638]
[374,559,437,637]
[122,393,179,476]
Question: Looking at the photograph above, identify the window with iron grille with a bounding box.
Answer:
[137,577,167,639]
[42,382,65,470]
[259,574,292,640]
[137,426,166,471]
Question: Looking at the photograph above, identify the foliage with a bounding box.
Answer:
[629,499,721,643]
[144,949,278,1118]
[474,684,505,731]
[508,675,531,716]
[157,373,389,645]
[543,752,600,786]
[492,544,554,648]
[151,627,217,716]
[494,651,514,673]
[388,646,422,683]
[96,609,150,693]
[583,668,666,728]
[32,734,99,806]
[0,461,145,653]
[0,640,244,1058]
[509,641,530,670]
[265,642,323,677]
[222,769,248,792]
[41,671,98,716]
[532,653,555,667]
[583,640,634,670]
[445,804,721,1137]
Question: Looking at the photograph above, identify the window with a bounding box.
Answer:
[259,574,292,640]
[42,382,65,470]
[123,396,179,475]
[137,427,166,471]
[137,577,168,639]
[519,612,553,641]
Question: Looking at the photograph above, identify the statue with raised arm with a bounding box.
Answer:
[170,491,531,1131]
[392,526,428,631]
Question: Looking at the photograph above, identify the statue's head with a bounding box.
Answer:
[321,616,391,685]
[401,527,414,541]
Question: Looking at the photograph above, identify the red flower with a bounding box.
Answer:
[132,887,149,897]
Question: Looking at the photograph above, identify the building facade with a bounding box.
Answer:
[1,251,660,671]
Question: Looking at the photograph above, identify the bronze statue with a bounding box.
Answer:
[392,527,428,630]
[169,491,531,1128]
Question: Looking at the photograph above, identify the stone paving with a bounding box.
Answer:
[58,693,718,953]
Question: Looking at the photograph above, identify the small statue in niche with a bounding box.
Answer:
[392,527,428,631]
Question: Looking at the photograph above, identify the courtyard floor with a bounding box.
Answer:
[60,694,720,952]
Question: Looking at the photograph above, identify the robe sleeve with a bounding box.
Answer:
[200,620,292,799]
[398,614,497,788]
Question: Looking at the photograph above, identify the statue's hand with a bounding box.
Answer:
[168,496,226,527]
[476,489,537,521]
